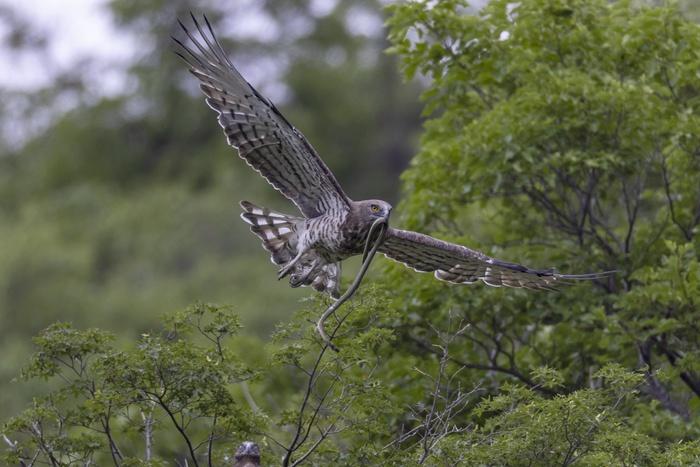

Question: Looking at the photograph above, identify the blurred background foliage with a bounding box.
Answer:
[3,0,700,465]
[0,0,422,420]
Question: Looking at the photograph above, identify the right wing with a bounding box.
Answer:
[380,228,614,290]
[174,15,352,218]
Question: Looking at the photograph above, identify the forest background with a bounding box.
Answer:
[2,0,700,465]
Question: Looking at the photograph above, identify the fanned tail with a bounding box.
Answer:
[240,201,301,266]
[239,201,341,298]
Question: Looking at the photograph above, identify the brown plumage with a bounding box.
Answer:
[379,229,610,290]
[174,15,613,297]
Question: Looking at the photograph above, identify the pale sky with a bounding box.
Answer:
[0,0,490,94]
[0,0,386,145]
[0,0,135,94]
[0,0,358,98]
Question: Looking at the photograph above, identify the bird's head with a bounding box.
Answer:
[359,199,392,221]
[234,441,260,465]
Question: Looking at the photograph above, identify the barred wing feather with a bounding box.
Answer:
[174,15,351,218]
[380,228,613,290]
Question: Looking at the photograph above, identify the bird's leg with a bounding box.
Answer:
[278,251,304,280]
[295,258,321,284]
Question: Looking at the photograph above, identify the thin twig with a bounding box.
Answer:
[240,381,260,413]
[156,395,200,467]
[207,415,216,467]
[143,409,154,462]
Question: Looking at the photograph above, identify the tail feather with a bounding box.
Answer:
[240,200,342,299]
[240,201,300,265]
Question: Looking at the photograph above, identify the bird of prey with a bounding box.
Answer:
[233,441,261,467]
[174,16,610,298]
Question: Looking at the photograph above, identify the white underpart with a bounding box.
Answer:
[240,215,255,225]
[231,111,258,119]
[240,136,267,144]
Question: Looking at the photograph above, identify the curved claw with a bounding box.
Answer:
[278,252,303,280]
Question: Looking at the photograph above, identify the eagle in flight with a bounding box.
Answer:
[174,16,610,299]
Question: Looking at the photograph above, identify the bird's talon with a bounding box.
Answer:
[278,265,292,280]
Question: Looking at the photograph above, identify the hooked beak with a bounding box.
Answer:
[375,209,391,222]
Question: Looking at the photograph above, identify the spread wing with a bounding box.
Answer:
[174,15,351,218]
[379,228,613,290]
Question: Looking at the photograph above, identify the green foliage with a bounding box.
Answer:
[266,287,401,465]
[380,0,700,462]
[3,304,259,466]
[386,0,700,391]
[464,366,651,466]
[7,297,698,465]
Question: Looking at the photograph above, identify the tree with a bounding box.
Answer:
[380,0,700,461]
[2,304,260,466]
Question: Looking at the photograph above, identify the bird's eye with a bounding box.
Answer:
[370,204,380,213]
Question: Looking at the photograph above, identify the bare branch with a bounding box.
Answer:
[661,152,693,241]
[143,409,154,462]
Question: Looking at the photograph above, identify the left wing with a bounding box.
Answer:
[379,228,612,290]
[174,15,351,218]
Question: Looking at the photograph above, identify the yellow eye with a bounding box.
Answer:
[370,204,380,213]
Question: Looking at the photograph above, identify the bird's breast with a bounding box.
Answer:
[304,211,370,260]
[336,217,374,256]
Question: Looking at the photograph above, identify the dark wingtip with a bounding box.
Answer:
[203,13,215,34]
[171,34,186,49]
[190,11,204,35]
[240,200,255,211]
[172,50,187,63]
